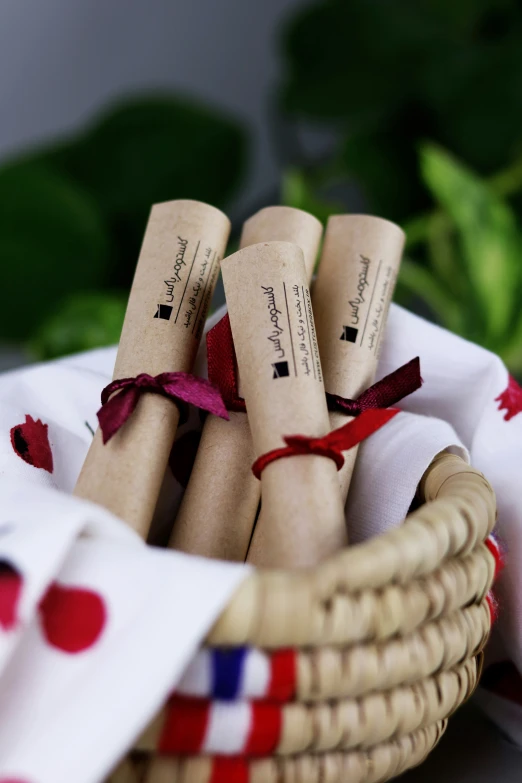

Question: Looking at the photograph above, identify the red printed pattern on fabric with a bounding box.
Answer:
[495,375,522,421]
[38,583,107,653]
[10,415,53,473]
[0,561,23,631]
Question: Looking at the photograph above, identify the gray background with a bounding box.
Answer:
[0,0,308,370]
[0,0,305,211]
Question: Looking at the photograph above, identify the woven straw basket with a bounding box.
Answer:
[109,451,497,783]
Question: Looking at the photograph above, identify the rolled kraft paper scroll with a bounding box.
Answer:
[221,241,347,568]
[313,214,404,499]
[247,215,404,565]
[74,200,231,538]
[169,206,322,560]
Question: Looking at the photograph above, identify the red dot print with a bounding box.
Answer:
[10,415,53,473]
[38,582,107,653]
[0,561,23,632]
[495,375,522,422]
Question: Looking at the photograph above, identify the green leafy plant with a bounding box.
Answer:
[4,0,522,371]
[0,161,110,341]
[29,292,128,361]
[278,0,522,373]
[283,145,522,372]
[400,144,522,371]
[0,94,247,357]
[281,168,345,226]
[280,0,522,223]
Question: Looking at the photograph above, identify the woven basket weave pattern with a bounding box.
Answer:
[111,453,496,783]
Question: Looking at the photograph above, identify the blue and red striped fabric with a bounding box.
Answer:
[209,758,249,783]
[177,647,297,702]
[211,648,248,700]
[158,696,282,756]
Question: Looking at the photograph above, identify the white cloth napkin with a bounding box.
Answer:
[0,302,519,781]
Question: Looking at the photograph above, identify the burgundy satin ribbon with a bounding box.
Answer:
[207,314,422,414]
[206,313,246,412]
[326,357,422,415]
[206,313,422,478]
[97,372,229,444]
[252,408,399,479]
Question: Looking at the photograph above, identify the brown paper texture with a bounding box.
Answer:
[169,411,259,559]
[247,214,404,562]
[221,241,346,568]
[74,200,231,538]
[314,214,405,500]
[170,206,323,560]
[240,206,322,279]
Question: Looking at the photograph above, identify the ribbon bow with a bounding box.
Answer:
[97,372,229,444]
[206,313,423,478]
[207,314,422,417]
[252,408,399,479]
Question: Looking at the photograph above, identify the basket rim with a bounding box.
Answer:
[206,453,497,648]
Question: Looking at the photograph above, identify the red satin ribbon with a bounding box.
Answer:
[207,315,422,415]
[252,408,399,479]
[97,372,229,444]
[207,313,246,412]
[206,313,422,478]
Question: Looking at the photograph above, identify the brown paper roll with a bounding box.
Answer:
[240,206,322,270]
[74,200,231,538]
[169,206,322,560]
[221,241,347,568]
[312,215,404,499]
[247,214,404,563]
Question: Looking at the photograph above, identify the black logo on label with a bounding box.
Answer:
[272,361,290,379]
[340,326,358,343]
[154,304,173,320]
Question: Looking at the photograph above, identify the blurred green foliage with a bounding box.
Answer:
[2,0,522,371]
[283,147,522,372]
[280,0,522,221]
[30,292,128,361]
[402,145,522,372]
[0,94,247,354]
[279,0,522,371]
[281,168,345,226]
